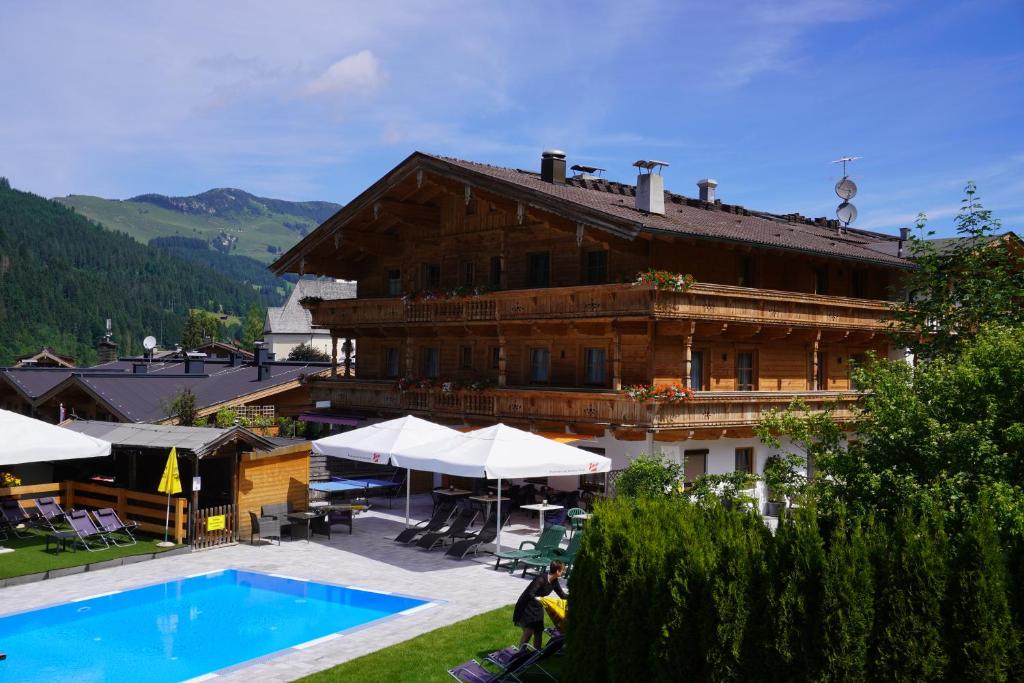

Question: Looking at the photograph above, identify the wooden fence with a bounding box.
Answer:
[192,504,236,550]
[65,481,188,544]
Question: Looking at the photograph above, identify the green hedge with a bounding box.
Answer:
[566,499,1022,682]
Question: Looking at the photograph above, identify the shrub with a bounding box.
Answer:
[613,454,682,498]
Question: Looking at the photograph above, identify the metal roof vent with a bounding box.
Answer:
[541,150,566,185]
[184,352,206,375]
[633,160,669,215]
[570,164,606,180]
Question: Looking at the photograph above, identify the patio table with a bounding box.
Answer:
[286,511,324,542]
[520,503,564,533]
[45,530,76,554]
[468,494,510,521]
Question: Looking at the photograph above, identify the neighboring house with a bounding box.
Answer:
[263,279,356,360]
[0,349,330,425]
[274,150,914,511]
[14,347,76,368]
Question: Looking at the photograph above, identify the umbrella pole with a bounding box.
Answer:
[163,492,171,544]
[405,468,411,527]
[495,478,501,553]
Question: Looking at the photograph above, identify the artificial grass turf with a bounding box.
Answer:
[298,604,566,682]
[0,530,180,579]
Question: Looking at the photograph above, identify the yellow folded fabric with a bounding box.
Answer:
[537,596,568,631]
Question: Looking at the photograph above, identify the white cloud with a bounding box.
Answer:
[304,50,385,98]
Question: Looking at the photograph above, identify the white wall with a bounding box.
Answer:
[264,332,347,361]
[577,430,803,513]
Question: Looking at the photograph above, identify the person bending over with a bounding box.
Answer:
[512,559,567,650]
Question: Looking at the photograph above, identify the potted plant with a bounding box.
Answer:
[762,453,806,517]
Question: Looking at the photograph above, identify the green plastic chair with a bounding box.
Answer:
[493,525,565,574]
[521,530,583,578]
[567,507,586,538]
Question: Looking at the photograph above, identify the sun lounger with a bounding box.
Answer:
[448,634,565,682]
[446,510,511,560]
[521,530,583,578]
[66,509,110,551]
[493,525,564,573]
[0,499,38,539]
[416,506,478,550]
[394,501,456,544]
[34,496,69,531]
[91,508,138,546]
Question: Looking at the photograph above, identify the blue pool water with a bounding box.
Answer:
[0,569,430,682]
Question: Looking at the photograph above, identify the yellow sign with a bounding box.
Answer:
[157,447,182,495]
[206,515,226,532]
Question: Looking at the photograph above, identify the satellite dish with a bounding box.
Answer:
[836,202,858,225]
[835,177,857,200]
[143,336,157,351]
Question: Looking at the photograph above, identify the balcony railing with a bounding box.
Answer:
[308,378,860,431]
[307,282,894,332]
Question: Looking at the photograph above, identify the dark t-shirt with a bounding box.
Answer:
[513,574,567,626]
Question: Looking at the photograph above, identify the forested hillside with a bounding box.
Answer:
[0,179,263,366]
[58,188,340,264]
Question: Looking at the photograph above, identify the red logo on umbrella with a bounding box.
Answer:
[588,462,598,472]
[372,453,382,463]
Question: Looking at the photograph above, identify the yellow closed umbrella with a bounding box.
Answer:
[157,447,182,546]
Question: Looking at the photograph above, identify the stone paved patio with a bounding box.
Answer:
[0,494,559,682]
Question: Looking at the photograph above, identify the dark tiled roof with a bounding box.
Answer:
[75,361,327,422]
[424,154,908,267]
[4,359,328,422]
[1,361,131,400]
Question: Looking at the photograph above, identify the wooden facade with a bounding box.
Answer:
[273,153,907,440]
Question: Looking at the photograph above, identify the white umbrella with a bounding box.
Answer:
[311,415,462,525]
[391,423,612,550]
[0,410,111,465]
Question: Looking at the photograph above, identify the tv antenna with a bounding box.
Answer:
[830,156,861,227]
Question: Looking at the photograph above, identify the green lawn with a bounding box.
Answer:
[0,529,180,580]
[298,604,566,682]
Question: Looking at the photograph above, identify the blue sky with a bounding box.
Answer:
[1,1,1021,237]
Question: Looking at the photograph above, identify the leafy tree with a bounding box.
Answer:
[613,453,682,498]
[161,388,199,426]
[756,399,845,508]
[240,303,264,350]
[759,325,1024,537]
[287,342,330,362]
[181,310,222,349]
[891,182,1024,361]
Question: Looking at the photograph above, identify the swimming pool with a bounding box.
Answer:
[0,569,434,682]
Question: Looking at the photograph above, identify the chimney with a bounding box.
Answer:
[258,364,273,381]
[697,178,718,203]
[228,351,242,367]
[253,341,269,367]
[540,150,566,185]
[898,227,911,258]
[132,363,147,374]
[184,352,206,375]
[633,160,670,215]
[96,317,118,364]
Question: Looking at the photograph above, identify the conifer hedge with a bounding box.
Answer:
[566,499,1023,682]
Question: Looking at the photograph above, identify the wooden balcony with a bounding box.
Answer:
[307,282,895,333]
[308,378,860,433]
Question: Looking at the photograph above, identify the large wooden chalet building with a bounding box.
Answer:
[272,150,911,505]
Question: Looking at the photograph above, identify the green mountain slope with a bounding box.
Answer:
[57,188,341,264]
[0,179,265,366]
